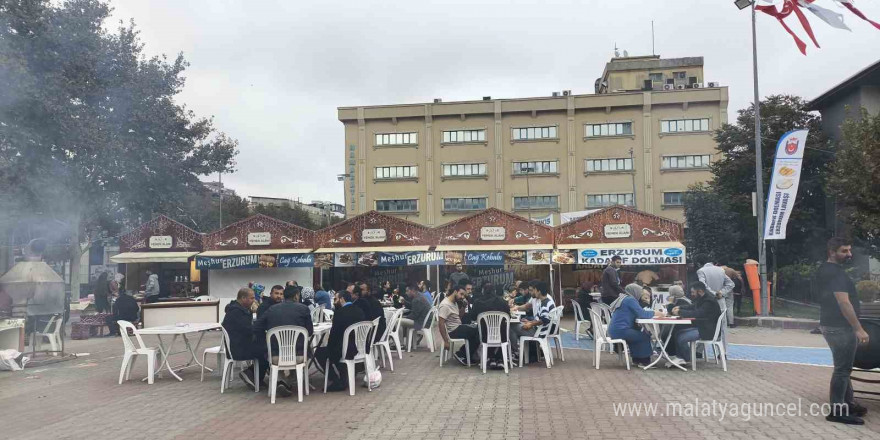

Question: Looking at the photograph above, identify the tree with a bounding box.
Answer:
[683,184,743,264]
[684,95,832,266]
[252,203,318,230]
[0,0,237,298]
[828,108,880,258]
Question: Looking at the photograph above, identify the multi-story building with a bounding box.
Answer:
[249,196,344,226]
[203,180,236,198]
[337,55,728,226]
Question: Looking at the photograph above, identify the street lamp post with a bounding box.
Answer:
[736,0,769,317]
[629,148,637,209]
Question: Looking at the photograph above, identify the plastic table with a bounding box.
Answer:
[138,323,221,381]
[635,318,693,371]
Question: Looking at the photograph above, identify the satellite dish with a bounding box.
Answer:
[623,50,629,57]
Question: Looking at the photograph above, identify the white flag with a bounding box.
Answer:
[764,129,809,240]
[800,1,851,30]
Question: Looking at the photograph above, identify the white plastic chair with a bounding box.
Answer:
[200,335,224,382]
[311,304,325,324]
[588,309,631,370]
[117,320,158,384]
[476,311,512,374]
[194,295,218,302]
[324,321,374,396]
[218,326,260,393]
[266,326,309,403]
[439,334,471,367]
[546,306,565,362]
[387,308,405,360]
[518,307,563,368]
[35,314,63,355]
[570,300,592,340]
[691,313,728,372]
[590,302,613,347]
[407,307,437,353]
[374,308,404,369]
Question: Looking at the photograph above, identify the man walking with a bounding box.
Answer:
[600,256,626,305]
[695,255,735,327]
[819,237,869,425]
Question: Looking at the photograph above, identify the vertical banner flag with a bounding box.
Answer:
[764,129,809,240]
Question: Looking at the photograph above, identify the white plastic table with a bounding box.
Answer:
[635,318,693,371]
[138,323,221,381]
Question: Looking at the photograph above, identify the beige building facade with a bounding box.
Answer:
[338,55,728,226]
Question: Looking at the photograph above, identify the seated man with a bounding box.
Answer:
[399,283,431,341]
[253,286,313,393]
[438,286,480,366]
[465,284,510,369]
[417,280,433,304]
[222,287,282,394]
[670,281,721,366]
[256,285,284,319]
[510,281,555,358]
[314,290,366,391]
[109,290,140,336]
[357,282,386,349]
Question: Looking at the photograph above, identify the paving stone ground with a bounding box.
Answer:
[1,323,879,440]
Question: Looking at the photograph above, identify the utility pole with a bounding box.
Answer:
[748,1,770,317]
[218,172,223,228]
[629,148,637,208]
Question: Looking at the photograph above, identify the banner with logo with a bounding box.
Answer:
[196,254,277,270]
[276,253,314,268]
[764,129,808,240]
[532,214,554,226]
[376,251,446,267]
[577,245,686,266]
[465,251,506,266]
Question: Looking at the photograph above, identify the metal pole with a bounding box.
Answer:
[526,167,532,221]
[751,1,770,317]
[629,148,637,208]
[218,172,224,228]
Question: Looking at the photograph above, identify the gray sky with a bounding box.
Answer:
[109,0,880,205]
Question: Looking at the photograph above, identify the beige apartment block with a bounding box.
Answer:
[338,55,728,226]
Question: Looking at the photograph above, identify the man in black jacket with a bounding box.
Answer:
[221,287,280,394]
[465,286,510,369]
[671,281,721,364]
[600,256,626,305]
[254,286,314,356]
[314,290,366,391]
[109,291,140,336]
[256,285,284,319]
[355,282,386,350]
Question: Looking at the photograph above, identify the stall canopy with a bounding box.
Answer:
[111,215,203,263]
[434,208,555,264]
[196,214,316,269]
[314,211,434,253]
[554,206,685,265]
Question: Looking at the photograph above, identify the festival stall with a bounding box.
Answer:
[553,206,686,305]
[196,214,315,321]
[314,211,437,292]
[111,215,204,298]
[434,208,556,300]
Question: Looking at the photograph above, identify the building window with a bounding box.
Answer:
[586,193,634,208]
[585,122,633,137]
[585,158,633,173]
[664,192,684,207]
[376,199,418,212]
[511,125,558,141]
[442,129,486,143]
[512,161,558,175]
[661,118,710,133]
[443,197,488,212]
[374,166,417,180]
[442,163,487,177]
[375,132,418,146]
[514,195,559,210]
[661,154,711,170]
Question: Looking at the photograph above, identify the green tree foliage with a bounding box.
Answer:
[0,0,237,296]
[828,109,880,258]
[684,95,831,266]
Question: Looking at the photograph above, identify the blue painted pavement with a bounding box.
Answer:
[559,332,832,367]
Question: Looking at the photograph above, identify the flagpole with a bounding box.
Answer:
[751,1,770,317]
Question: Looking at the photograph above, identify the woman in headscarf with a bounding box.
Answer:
[610,282,644,312]
[144,271,160,303]
[93,272,111,313]
[664,284,695,361]
[300,286,315,306]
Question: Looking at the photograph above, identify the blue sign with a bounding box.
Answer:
[580,249,599,258]
[465,251,505,266]
[196,254,261,270]
[663,248,683,257]
[277,253,314,268]
[375,251,446,267]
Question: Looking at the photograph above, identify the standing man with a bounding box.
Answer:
[449,263,470,290]
[600,256,626,305]
[694,255,735,328]
[819,237,869,425]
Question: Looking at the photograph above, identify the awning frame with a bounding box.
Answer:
[110,252,198,264]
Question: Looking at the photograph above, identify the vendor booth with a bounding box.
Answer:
[434,208,555,299]
[553,206,686,306]
[111,215,204,298]
[196,214,315,321]
[314,211,437,292]
[111,215,209,326]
